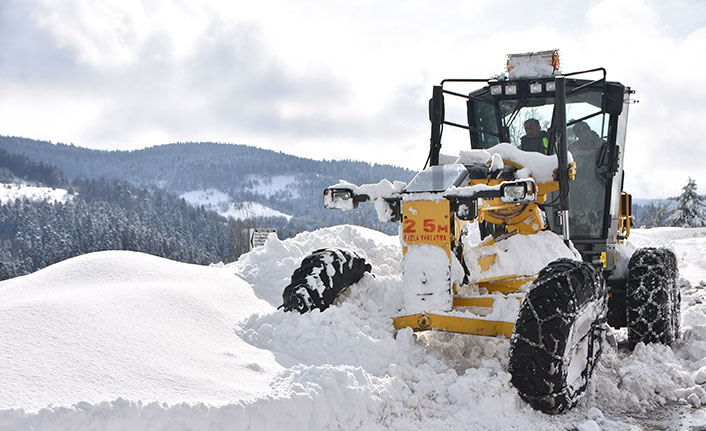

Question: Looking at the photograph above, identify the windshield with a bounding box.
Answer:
[469,87,607,151]
[467,85,610,238]
[500,99,554,153]
[405,164,468,193]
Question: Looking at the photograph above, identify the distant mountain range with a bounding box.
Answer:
[0,136,415,234]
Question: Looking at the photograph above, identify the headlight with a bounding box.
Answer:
[502,184,526,201]
[490,85,503,95]
[500,180,537,204]
[331,190,353,200]
[530,81,543,93]
[505,83,518,95]
[324,188,356,210]
[545,80,556,92]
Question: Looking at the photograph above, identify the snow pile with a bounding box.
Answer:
[582,228,706,417]
[181,189,292,220]
[590,328,706,411]
[1,225,706,429]
[455,143,574,183]
[0,182,73,204]
[463,230,580,281]
[232,224,402,307]
[0,251,277,411]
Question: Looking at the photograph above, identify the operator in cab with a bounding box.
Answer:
[568,121,606,236]
[570,121,602,150]
[520,118,549,154]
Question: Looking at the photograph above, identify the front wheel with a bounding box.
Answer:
[509,258,607,414]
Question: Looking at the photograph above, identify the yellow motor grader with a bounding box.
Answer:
[280,51,680,414]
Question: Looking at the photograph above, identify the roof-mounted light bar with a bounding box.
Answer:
[486,78,557,97]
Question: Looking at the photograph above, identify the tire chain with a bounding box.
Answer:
[509,258,607,414]
[626,247,680,347]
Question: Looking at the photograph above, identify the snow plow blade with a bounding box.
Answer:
[392,313,515,338]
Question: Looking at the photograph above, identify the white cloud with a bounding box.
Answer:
[574,0,706,197]
[32,0,150,67]
[1,0,705,196]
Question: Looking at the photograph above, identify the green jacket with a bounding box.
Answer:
[520,132,549,154]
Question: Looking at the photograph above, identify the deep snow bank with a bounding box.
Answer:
[0,251,278,410]
[232,224,402,307]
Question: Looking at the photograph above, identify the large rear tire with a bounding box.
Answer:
[280,248,371,313]
[626,247,680,347]
[509,258,607,414]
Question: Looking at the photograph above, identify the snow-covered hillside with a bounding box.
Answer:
[245,174,299,198]
[179,176,302,221]
[181,189,292,220]
[1,226,705,430]
[0,182,72,204]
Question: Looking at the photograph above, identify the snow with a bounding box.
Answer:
[443,182,500,198]
[455,143,574,184]
[463,229,580,282]
[566,301,604,395]
[180,188,231,207]
[401,245,456,313]
[246,175,299,198]
[1,225,706,430]
[326,179,406,222]
[181,189,292,220]
[506,52,559,80]
[225,201,292,220]
[489,153,504,172]
[628,227,706,282]
[0,182,73,204]
[328,144,570,219]
[0,251,277,411]
[232,224,401,307]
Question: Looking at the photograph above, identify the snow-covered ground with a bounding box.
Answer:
[1,225,705,430]
[0,182,73,204]
[180,189,292,220]
[246,175,299,198]
[226,201,292,221]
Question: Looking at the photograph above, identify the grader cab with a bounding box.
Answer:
[280,51,680,414]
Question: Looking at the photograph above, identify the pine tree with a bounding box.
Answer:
[667,177,706,227]
[646,200,671,227]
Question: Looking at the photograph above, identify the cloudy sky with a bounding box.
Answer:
[1,0,705,198]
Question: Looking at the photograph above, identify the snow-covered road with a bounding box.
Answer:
[1,225,705,430]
